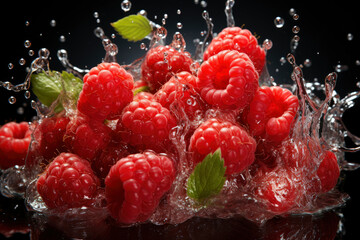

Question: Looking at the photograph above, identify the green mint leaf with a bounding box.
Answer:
[111,14,152,42]
[133,85,150,96]
[186,149,226,202]
[31,71,83,112]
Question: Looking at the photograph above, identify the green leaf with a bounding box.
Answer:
[111,14,152,42]
[31,71,83,112]
[186,149,226,202]
[133,85,150,96]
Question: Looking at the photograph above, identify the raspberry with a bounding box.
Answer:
[189,118,256,175]
[105,151,176,224]
[197,50,259,110]
[0,122,32,169]
[203,27,266,74]
[154,71,204,121]
[316,151,340,192]
[36,152,100,209]
[254,168,300,214]
[92,140,131,181]
[31,115,69,161]
[115,99,177,152]
[141,45,193,92]
[78,62,134,121]
[64,113,111,161]
[245,86,299,143]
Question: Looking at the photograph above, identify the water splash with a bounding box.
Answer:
[194,10,214,61]
[94,27,119,63]
[225,0,235,27]
[57,49,89,78]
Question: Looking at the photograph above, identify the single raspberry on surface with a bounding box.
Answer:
[254,168,300,214]
[154,71,205,121]
[115,98,177,152]
[105,151,176,224]
[64,113,111,161]
[317,151,340,192]
[203,27,266,74]
[31,115,69,161]
[37,152,100,209]
[189,118,256,175]
[245,86,299,144]
[77,62,134,121]
[197,50,259,110]
[0,122,32,169]
[141,45,193,92]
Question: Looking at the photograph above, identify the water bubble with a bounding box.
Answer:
[93,12,99,18]
[50,19,56,27]
[24,40,31,48]
[25,21,30,27]
[292,26,300,34]
[38,48,50,59]
[274,17,284,28]
[347,33,354,41]
[177,22,183,29]
[121,0,131,12]
[140,42,146,50]
[304,59,312,67]
[292,35,300,42]
[8,96,16,104]
[293,14,299,20]
[8,63,14,70]
[59,35,66,42]
[162,18,166,25]
[94,27,104,38]
[200,0,207,8]
[177,9,181,15]
[28,50,34,56]
[19,58,26,66]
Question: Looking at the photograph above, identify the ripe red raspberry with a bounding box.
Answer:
[197,50,259,110]
[105,151,176,224]
[115,99,177,152]
[64,113,111,161]
[141,45,193,92]
[317,151,340,192]
[36,152,100,209]
[254,168,300,214]
[78,62,134,121]
[203,27,266,74]
[189,118,256,175]
[31,115,69,160]
[92,140,131,181]
[245,86,299,144]
[0,122,31,169]
[154,71,204,121]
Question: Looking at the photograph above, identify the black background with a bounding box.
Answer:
[1,0,360,239]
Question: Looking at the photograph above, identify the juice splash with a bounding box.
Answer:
[0,0,359,236]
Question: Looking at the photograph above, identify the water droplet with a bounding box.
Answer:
[289,8,296,16]
[17,107,24,115]
[24,91,31,99]
[262,39,273,50]
[156,27,167,39]
[304,59,312,67]
[274,17,284,28]
[176,22,183,29]
[194,0,199,4]
[280,57,286,65]
[140,42,146,50]
[50,19,56,27]
[121,0,131,12]
[19,58,26,66]
[59,35,66,42]
[200,0,207,8]
[24,40,31,48]
[138,10,147,16]
[25,21,30,27]
[171,32,186,51]
[111,33,116,39]
[164,14,168,19]
[28,50,34,56]
[293,14,299,20]
[8,63,14,70]
[8,96,16,104]
[335,64,348,72]
[177,9,181,15]
[94,27,104,38]
[292,26,300,34]
[356,60,360,66]
[162,18,166,25]
[93,12,99,18]
[38,48,50,59]
[347,33,354,41]
[292,35,300,42]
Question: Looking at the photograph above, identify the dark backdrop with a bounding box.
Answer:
[1,0,360,239]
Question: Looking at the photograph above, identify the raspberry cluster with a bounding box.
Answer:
[0,26,341,224]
